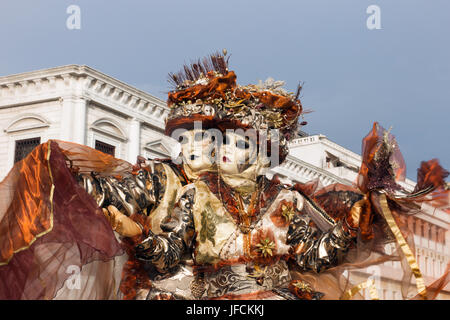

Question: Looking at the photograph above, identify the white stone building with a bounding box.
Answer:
[0,65,448,299]
[0,65,172,178]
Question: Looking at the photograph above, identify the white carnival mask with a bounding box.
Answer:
[179,129,216,173]
[218,130,259,175]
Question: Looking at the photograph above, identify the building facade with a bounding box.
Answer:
[0,65,448,299]
[0,65,172,179]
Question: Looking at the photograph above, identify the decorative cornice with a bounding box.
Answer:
[0,65,169,131]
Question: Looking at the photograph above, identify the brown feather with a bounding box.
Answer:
[168,51,229,89]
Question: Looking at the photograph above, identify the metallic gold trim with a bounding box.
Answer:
[378,193,427,299]
[341,279,379,300]
[0,141,55,266]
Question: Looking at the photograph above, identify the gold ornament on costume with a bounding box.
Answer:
[248,264,268,286]
[256,238,276,258]
[199,203,218,246]
[281,204,295,222]
[292,280,313,293]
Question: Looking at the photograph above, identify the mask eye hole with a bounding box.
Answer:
[223,135,231,145]
[178,135,187,144]
[236,137,250,150]
[203,132,215,143]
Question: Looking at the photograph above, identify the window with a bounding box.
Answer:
[14,137,41,163]
[95,140,115,156]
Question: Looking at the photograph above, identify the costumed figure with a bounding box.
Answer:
[135,52,450,300]
[0,104,217,301]
[72,125,217,299]
[132,53,359,299]
[0,51,448,300]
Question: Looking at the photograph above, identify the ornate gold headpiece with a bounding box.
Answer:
[165,50,305,162]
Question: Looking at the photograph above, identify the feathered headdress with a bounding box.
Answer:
[165,50,304,162]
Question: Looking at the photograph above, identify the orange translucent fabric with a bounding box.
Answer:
[0,142,53,265]
[0,140,124,299]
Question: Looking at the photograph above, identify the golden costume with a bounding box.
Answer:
[136,173,363,299]
[0,51,448,300]
[134,51,449,300]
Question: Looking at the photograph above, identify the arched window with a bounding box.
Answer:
[5,114,50,134]
[4,113,51,167]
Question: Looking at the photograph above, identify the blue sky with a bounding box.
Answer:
[1,0,449,180]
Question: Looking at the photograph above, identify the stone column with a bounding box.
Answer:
[430,225,437,252]
[422,221,429,249]
[435,228,444,257]
[445,229,450,255]
[438,228,445,244]
[60,95,87,144]
[128,118,141,163]
[430,225,437,242]
[407,216,415,234]
[415,218,422,236]
[73,98,88,145]
[60,96,75,141]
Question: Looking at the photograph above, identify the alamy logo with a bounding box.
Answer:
[366,5,381,30]
[66,5,81,30]
[66,265,81,290]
